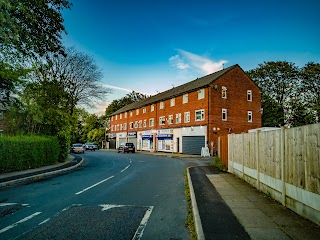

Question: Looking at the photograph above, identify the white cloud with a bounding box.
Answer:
[100,83,133,93]
[170,49,228,75]
[169,54,190,70]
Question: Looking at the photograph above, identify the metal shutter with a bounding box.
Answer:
[182,136,205,155]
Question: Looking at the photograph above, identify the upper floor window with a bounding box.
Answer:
[138,120,142,128]
[111,116,113,121]
[124,112,127,118]
[151,104,154,112]
[149,118,154,127]
[159,116,165,125]
[160,101,164,109]
[134,121,138,128]
[120,113,122,119]
[248,111,253,122]
[120,124,122,130]
[143,107,146,113]
[198,88,205,100]
[170,98,175,107]
[111,125,114,131]
[222,108,227,121]
[176,113,181,123]
[136,109,139,115]
[168,115,173,124]
[116,125,119,131]
[123,123,127,130]
[143,120,147,127]
[130,111,133,117]
[195,109,205,121]
[130,122,133,129]
[222,86,227,99]
[115,115,118,120]
[184,112,190,123]
[183,94,188,104]
[247,90,252,101]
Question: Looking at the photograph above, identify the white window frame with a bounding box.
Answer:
[149,118,154,127]
[247,90,252,101]
[138,120,142,128]
[124,112,127,118]
[111,116,114,121]
[111,125,114,131]
[184,112,190,123]
[198,88,205,100]
[159,116,165,125]
[195,109,205,121]
[136,109,139,115]
[222,86,227,99]
[123,123,127,130]
[160,101,164,109]
[222,108,227,121]
[120,113,122,119]
[130,111,133,117]
[134,121,138,128]
[143,119,147,127]
[248,111,253,122]
[151,104,154,112]
[130,122,133,129]
[168,115,173,124]
[170,98,175,107]
[183,94,188,104]
[120,124,122,130]
[115,115,118,120]
[176,113,181,123]
[143,107,146,113]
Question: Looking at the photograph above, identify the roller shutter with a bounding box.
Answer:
[182,136,205,155]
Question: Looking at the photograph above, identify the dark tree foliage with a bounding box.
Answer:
[0,0,71,58]
[105,91,148,116]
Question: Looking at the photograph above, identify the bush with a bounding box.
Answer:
[0,136,61,173]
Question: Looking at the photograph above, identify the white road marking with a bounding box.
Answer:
[100,204,127,211]
[121,165,130,172]
[62,204,82,212]
[39,218,50,225]
[132,206,154,240]
[0,203,17,207]
[0,212,41,234]
[75,176,114,195]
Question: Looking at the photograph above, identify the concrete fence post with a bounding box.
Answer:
[256,130,260,190]
[281,127,286,206]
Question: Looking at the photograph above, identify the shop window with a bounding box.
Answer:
[222,86,227,99]
[170,98,175,107]
[149,118,154,127]
[183,94,188,104]
[184,112,190,123]
[151,104,154,112]
[195,109,205,121]
[176,113,181,123]
[159,116,165,125]
[248,111,253,122]
[198,88,205,99]
[160,101,164,109]
[222,109,227,121]
[247,90,252,101]
[168,115,173,124]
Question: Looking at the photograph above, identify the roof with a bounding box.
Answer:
[110,64,239,116]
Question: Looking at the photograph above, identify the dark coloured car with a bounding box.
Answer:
[70,143,85,154]
[117,142,135,153]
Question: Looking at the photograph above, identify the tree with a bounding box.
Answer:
[247,61,300,126]
[0,0,71,58]
[300,62,320,122]
[105,91,147,116]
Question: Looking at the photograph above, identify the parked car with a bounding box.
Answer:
[93,144,99,150]
[70,143,85,154]
[117,142,135,153]
[85,142,95,151]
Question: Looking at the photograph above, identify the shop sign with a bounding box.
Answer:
[109,133,116,138]
[157,129,173,135]
[157,134,173,138]
[128,132,137,137]
[117,132,127,138]
[142,135,152,138]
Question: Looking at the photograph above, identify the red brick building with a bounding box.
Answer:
[109,64,261,155]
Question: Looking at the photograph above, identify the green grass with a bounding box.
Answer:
[210,155,227,171]
[184,169,197,240]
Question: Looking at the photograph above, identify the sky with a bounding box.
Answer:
[61,0,320,115]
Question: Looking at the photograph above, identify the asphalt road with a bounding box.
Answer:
[0,150,200,240]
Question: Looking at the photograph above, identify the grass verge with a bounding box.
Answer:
[184,168,197,240]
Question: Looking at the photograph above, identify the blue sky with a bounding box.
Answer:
[61,0,320,115]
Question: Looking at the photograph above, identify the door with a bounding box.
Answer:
[182,136,205,155]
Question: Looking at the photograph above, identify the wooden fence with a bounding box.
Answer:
[227,123,320,225]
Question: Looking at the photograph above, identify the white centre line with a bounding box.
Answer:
[0,212,42,234]
[121,165,130,172]
[75,176,114,195]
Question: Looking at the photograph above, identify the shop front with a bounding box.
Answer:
[157,129,174,152]
[109,133,116,149]
[140,130,154,151]
[116,132,127,149]
[128,131,137,148]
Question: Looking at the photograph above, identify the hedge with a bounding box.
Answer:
[0,136,61,173]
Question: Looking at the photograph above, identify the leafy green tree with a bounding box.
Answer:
[300,62,320,122]
[0,0,71,58]
[247,61,300,126]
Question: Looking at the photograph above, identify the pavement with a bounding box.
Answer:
[0,150,319,240]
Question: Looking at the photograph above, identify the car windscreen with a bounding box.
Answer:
[73,144,82,147]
